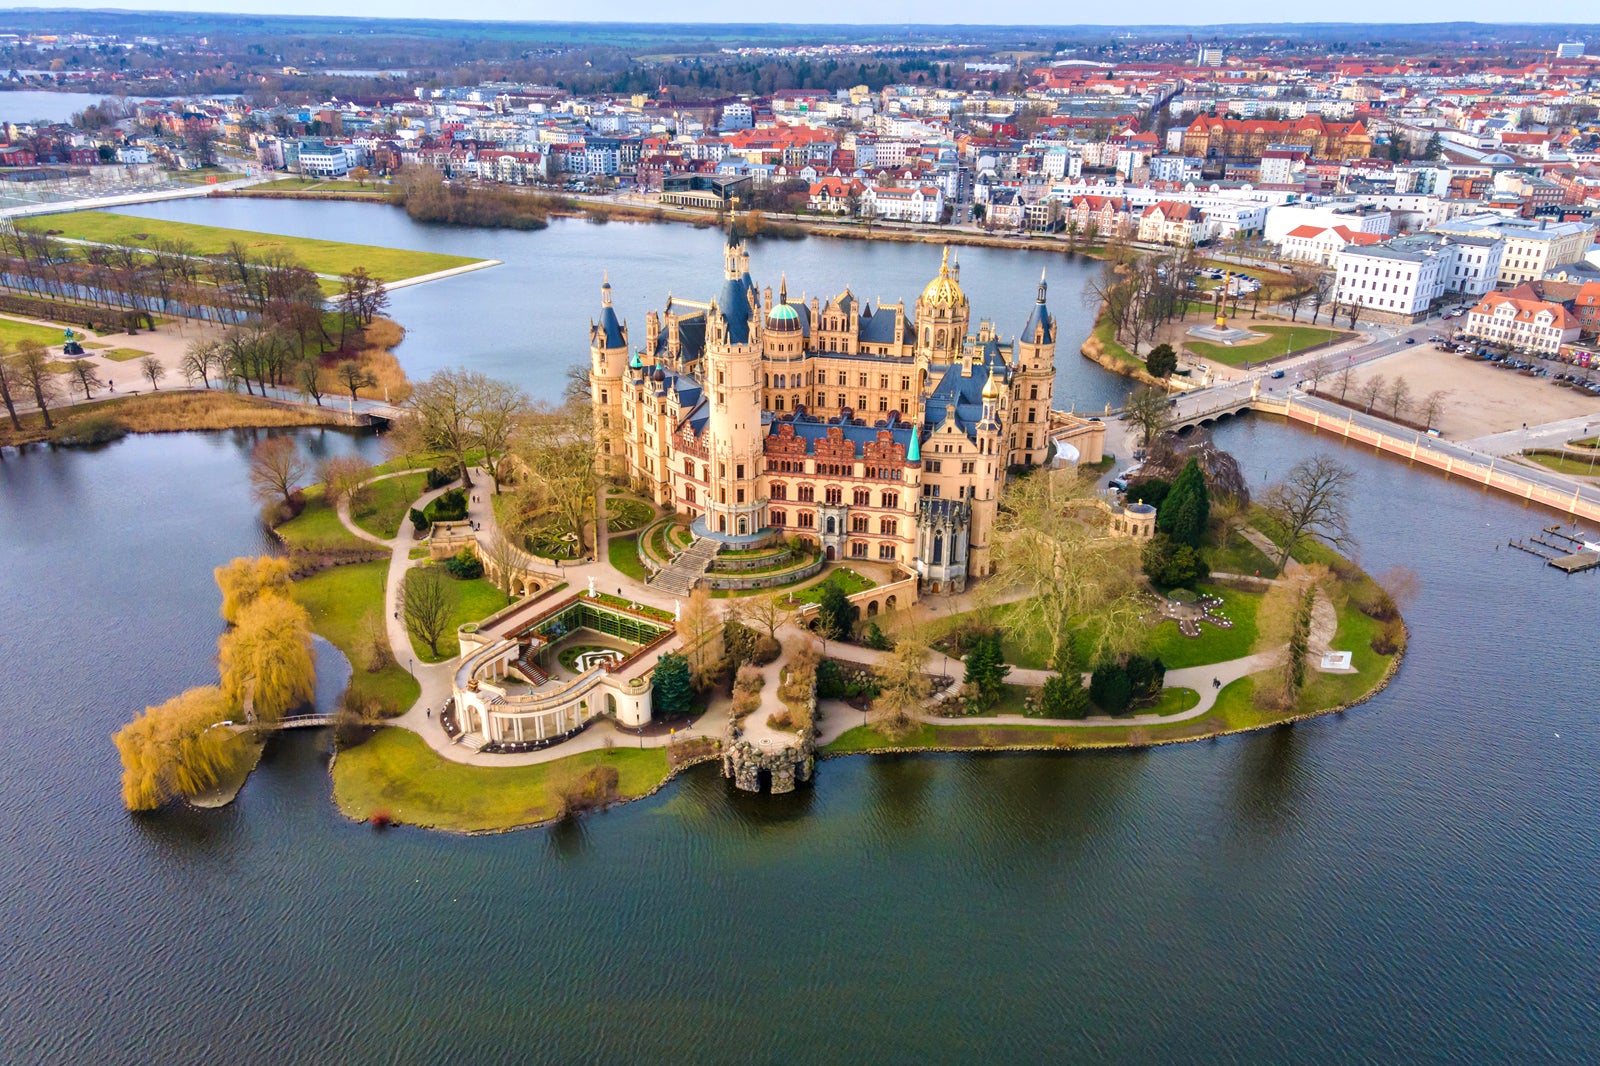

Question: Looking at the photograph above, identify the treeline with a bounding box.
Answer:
[391,167,553,230]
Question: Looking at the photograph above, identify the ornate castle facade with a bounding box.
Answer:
[589,239,1058,591]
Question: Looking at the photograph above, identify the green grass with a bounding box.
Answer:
[0,317,73,349]
[170,167,244,185]
[406,571,513,664]
[274,485,368,554]
[1568,437,1598,449]
[1145,583,1261,669]
[1208,675,1268,730]
[1145,686,1201,716]
[289,561,420,713]
[608,533,650,582]
[44,360,76,374]
[606,497,654,532]
[1524,452,1600,479]
[21,210,484,283]
[254,177,389,193]
[1203,530,1276,577]
[782,567,876,606]
[1184,325,1345,367]
[350,472,428,539]
[101,347,152,362]
[332,729,668,832]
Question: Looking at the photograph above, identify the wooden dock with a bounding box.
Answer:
[1550,551,1600,574]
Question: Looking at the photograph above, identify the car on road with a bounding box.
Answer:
[1270,369,1285,379]
[1405,337,1416,344]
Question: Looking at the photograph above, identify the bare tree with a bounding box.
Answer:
[1332,365,1356,404]
[401,566,457,658]
[515,399,598,554]
[337,359,378,407]
[1420,390,1448,433]
[181,339,219,389]
[298,359,326,406]
[69,359,105,401]
[11,342,58,430]
[248,436,308,509]
[1386,376,1412,422]
[1260,455,1356,575]
[139,356,166,391]
[0,348,24,430]
[1122,385,1171,449]
[747,593,791,642]
[1345,301,1364,330]
[1360,373,1386,414]
[474,377,530,494]
[405,367,481,487]
[1305,357,1330,395]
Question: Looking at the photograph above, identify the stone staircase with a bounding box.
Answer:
[650,536,719,596]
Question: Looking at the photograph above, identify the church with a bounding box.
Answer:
[589,237,1061,591]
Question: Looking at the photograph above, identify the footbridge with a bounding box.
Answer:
[1169,395,1256,434]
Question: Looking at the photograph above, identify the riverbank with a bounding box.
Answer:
[0,390,348,450]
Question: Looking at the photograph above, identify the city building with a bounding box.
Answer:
[1463,291,1581,353]
[590,239,1077,591]
[1431,214,1598,287]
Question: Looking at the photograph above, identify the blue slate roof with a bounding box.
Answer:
[717,275,753,344]
[923,362,1006,438]
[1021,300,1053,344]
[858,304,911,345]
[599,303,625,348]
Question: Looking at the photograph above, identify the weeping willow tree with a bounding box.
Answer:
[218,593,316,722]
[112,686,245,811]
[990,467,1149,672]
[214,555,293,625]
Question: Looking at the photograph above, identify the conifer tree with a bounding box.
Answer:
[652,652,693,717]
[1158,457,1210,548]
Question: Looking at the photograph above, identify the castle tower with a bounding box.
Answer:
[702,236,766,539]
[1010,267,1057,468]
[589,272,628,479]
[915,247,970,362]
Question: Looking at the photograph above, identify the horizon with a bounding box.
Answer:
[6,5,1600,30]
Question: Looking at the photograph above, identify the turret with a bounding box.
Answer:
[703,242,766,540]
[1010,266,1056,470]
[589,273,629,478]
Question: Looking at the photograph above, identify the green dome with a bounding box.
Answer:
[766,302,802,332]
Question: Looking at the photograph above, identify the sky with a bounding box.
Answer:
[17,2,1600,26]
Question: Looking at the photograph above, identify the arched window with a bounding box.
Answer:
[932,533,944,565]
[826,516,836,534]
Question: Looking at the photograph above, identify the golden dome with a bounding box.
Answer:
[920,247,967,309]
[982,372,1003,401]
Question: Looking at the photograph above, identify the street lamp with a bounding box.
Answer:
[408,656,414,678]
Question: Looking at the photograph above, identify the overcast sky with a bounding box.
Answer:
[19,2,1600,26]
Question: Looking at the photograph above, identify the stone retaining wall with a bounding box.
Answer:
[703,554,825,591]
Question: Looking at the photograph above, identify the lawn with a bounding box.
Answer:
[407,571,513,663]
[350,472,428,539]
[1203,530,1277,577]
[782,567,876,606]
[1184,325,1346,367]
[289,560,419,714]
[1145,583,1262,669]
[1144,686,1201,717]
[608,533,650,582]
[274,485,369,554]
[101,347,152,362]
[0,316,72,348]
[332,728,669,832]
[1524,452,1600,479]
[21,211,484,283]
[170,168,245,185]
[605,496,654,532]
[823,717,1217,753]
[253,177,391,194]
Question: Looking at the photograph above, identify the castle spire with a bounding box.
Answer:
[907,423,921,463]
[1038,266,1047,303]
[779,272,788,304]
[601,271,613,307]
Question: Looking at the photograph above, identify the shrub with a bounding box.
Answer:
[408,507,429,533]
[443,547,483,580]
[1124,654,1167,702]
[1126,477,1170,509]
[1143,534,1210,589]
[734,663,765,696]
[50,415,126,447]
[766,710,794,731]
[426,488,468,523]
[1355,587,1399,621]
[1089,662,1133,714]
[424,466,457,490]
[1371,620,1404,655]
[752,634,782,666]
[862,621,893,650]
[816,658,846,700]
[553,765,621,819]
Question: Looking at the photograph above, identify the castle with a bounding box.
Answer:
[589,238,1061,592]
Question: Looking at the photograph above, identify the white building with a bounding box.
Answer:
[295,139,350,177]
[1280,224,1386,266]
[1431,214,1598,287]
[1463,292,1581,353]
[1333,242,1447,321]
[1148,155,1202,183]
[1265,203,1392,246]
[863,184,945,224]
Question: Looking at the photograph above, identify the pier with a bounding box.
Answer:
[1509,525,1600,573]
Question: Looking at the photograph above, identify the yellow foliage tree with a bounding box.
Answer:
[214,555,293,625]
[218,593,316,722]
[112,686,241,811]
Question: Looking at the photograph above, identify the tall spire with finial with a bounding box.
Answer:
[951,247,960,280]
[601,270,613,307]
[779,272,788,305]
[1037,266,1047,304]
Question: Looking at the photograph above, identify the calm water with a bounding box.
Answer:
[0,211,1596,1063]
[111,199,1130,414]
[0,90,192,125]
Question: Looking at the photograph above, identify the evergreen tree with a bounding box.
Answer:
[1040,672,1090,718]
[1145,343,1178,380]
[816,580,858,642]
[652,652,693,717]
[1158,457,1210,548]
[1089,662,1133,713]
[962,630,1011,711]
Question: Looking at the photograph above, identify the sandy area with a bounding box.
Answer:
[3,311,228,397]
[1342,346,1600,439]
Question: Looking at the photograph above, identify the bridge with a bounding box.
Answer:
[220,714,337,733]
[1169,395,1256,434]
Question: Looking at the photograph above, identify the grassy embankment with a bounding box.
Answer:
[0,390,342,450]
[350,472,429,539]
[1522,451,1600,479]
[19,211,484,283]
[333,728,669,833]
[406,572,512,664]
[1184,324,1348,367]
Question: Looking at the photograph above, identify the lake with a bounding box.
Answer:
[0,89,191,125]
[0,207,1595,1064]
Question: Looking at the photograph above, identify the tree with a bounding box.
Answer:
[676,588,721,688]
[747,593,790,641]
[112,686,243,811]
[336,359,378,407]
[69,359,104,400]
[1145,342,1178,380]
[474,377,530,494]
[1157,457,1209,547]
[1089,661,1133,713]
[1040,669,1090,718]
[1142,533,1210,588]
[1305,357,1331,395]
[349,165,371,188]
[139,355,166,391]
[320,455,374,511]
[213,555,292,625]
[816,580,858,644]
[1344,301,1363,330]
[514,398,597,554]
[1387,376,1412,422]
[482,531,527,596]
[400,566,458,658]
[407,367,481,488]
[1123,384,1171,448]
[218,593,316,722]
[181,339,220,389]
[0,347,23,431]
[1332,364,1356,404]
[961,629,1010,712]
[247,436,308,510]
[1420,390,1448,433]
[1260,455,1356,575]
[652,651,693,717]
[871,640,933,738]
[297,359,326,406]
[1360,373,1386,414]
[10,341,57,430]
